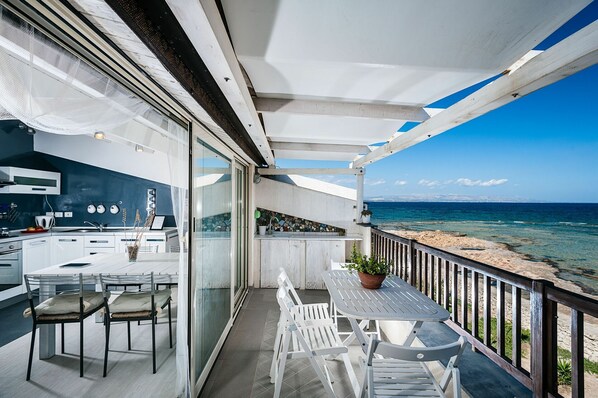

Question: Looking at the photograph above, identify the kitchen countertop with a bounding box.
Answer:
[255,233,361,240]
[0,227,178,244]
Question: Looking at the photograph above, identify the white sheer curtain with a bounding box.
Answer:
[0,6,151,134]
[167,119,190,397]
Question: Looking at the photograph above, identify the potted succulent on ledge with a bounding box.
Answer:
[255,209,268,236]
[343,244,389,289]
[361,209,372,224]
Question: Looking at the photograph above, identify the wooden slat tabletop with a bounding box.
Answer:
[323,270,450,321]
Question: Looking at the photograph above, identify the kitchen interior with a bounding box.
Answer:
[0,4,186,318]
[0,119,179,319]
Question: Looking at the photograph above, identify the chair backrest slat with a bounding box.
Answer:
[373,338,465,363]
[23,273,97,298]
[277,268,303,306]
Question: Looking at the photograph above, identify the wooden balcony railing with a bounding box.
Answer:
[371,227,597,398]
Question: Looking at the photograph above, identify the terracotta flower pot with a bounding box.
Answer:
[358,271,386,289]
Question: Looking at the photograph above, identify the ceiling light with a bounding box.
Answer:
[135,144,144,152]
[94,132,105,140]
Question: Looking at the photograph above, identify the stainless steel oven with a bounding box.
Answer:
[0,241,22,291]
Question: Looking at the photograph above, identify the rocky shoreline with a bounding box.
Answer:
[384,229,598,364]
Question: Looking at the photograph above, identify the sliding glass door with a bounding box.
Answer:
[233,163,248,308]
[191,138,232,386]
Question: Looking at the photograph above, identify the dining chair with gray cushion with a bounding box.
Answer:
[23,273,109,380]
[360,336,467,398]
[100,272,173,376]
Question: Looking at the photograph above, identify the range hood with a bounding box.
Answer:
[0,167,61,195]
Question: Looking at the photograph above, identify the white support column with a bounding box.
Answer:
[356,169,365,223]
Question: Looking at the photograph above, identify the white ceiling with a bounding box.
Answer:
[221,0,591,163]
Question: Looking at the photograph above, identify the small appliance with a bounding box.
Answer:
[35,215,54,229]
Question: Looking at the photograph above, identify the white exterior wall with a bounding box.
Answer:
[254,176,359,234]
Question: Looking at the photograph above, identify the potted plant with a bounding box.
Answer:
[255,209,268,235]
[361,209,372,224]
[343,244,389,289]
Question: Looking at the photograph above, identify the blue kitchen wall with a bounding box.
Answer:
[0,124,175,230]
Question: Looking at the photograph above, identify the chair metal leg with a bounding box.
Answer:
[26,322,36,381]
[151,313,156,374]
[61,323,65,354]
[79,319,84,377]
[168,300,173,348]
[103,315,110,377]
[127,321,131,350]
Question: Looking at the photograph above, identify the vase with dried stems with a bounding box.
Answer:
[122,208,155,262]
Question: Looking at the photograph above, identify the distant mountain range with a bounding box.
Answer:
[365,194,542,203]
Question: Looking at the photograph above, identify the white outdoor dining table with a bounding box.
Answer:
[323,270,450,353]
[26,252,180,359]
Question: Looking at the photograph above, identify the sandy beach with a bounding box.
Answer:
[385,229,598,365]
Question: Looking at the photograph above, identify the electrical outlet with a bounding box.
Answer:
[54,211,64,218]
[64,211,73,218]
[45,212,54,216]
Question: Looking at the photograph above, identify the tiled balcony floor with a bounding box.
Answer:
[200,288,532,398]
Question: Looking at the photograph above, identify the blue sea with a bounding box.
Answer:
[369,202,598,294]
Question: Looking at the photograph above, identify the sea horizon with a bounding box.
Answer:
[366,198,598,204]
[368,202,598,295]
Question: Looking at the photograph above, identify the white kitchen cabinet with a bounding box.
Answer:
[84,247,116,256]
[84,235,115,256]
[257,237,348,289]
[305,240,344,289]
[114,233,136,253]
[260,239,303,288]
[51,235,85,265]
[142,234,166,253]
[114,233,167,253]
[22,237,51,274]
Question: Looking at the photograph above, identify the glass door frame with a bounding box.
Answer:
[232,161,249,312]
[189,125,253,395]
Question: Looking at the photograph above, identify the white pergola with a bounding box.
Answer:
[163,0,597,220]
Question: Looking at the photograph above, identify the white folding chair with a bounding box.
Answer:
[360,336,467,398]
[272,286,360,397]
[330,260,380,340]
[270,268,333,381]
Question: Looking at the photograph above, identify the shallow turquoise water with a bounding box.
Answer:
[369,202,598,294]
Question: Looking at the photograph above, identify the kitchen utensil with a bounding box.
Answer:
[35,215,54,229]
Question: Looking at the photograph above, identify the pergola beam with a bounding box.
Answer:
[354,20,598,167]
[270,141,371,154]
[258,167,364,176]
[255,97,440,122]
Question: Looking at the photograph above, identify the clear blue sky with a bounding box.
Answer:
[278,4,598,203]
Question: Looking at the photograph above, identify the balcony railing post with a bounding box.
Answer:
[530,280,557,398]
[407,239,416,286]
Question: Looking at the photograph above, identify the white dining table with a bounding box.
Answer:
[323,270,450,352]
[26,252,180,359]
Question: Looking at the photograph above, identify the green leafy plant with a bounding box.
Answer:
[343,244,389,275]
[557,358,572,386]
[361,209,372,216]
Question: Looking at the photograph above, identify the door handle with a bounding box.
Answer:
[29,240,47,246]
